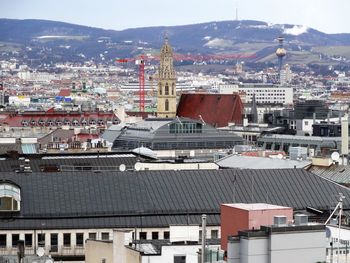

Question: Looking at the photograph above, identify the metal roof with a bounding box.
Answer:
[308,164,350,184]
[260,134,345,142]
[0,154,139,172]
[1,169,350,230]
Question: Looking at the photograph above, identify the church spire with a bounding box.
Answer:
[157,37,177,118]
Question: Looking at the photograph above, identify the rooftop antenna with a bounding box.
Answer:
[325,193,345,263]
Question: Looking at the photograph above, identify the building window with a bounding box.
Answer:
[139,232,147,240]
[172,83,175,95]
[159,84,162,95]
[164,231,170,239]
[101,259,106,263]
[89,233,97,240]
[165,83,169,95]
[12,234,19,247]
[76,233,84,247]
[0,182,21,211]
[63,233,71,247]
[152,232,159,240]
[50,233,58,252]
[211,230,218,239]
[101,232,109,240]
[25,234,32,247]
[169,122,202,134]
[165,99,169,111]
[0,234,6,247]
[38,233,45,247]
[174,255,186,263]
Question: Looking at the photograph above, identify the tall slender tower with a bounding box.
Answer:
[157,37,176,118]
[276,37,286,82]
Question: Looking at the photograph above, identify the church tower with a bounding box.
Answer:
[157,37,176,118]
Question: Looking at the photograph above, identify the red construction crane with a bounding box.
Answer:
[117,52,256,112]
[116,55,156,112]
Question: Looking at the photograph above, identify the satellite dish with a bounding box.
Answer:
[331,152,340,162]
[36,247,45,257]
[119,164,126,172]
[134,162,141,171]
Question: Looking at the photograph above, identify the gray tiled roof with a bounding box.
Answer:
[1,169,349,230]
[308,164,350,184]
[0,154,139,172]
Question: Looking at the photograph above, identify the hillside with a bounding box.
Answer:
[1,18,350,66]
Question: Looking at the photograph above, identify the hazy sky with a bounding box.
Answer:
[0,0,348,33]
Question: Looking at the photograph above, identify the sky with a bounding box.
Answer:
[0,0,349,34]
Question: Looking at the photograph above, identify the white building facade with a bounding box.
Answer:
[219,84,293,105]
[227,224,326,263]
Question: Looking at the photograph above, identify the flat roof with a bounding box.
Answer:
[217,155,311,169]
[222,203,292,211]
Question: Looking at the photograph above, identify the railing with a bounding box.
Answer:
[0,245,85,256]
[60,165,133,172]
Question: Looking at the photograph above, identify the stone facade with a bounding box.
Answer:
[157,37,176,118]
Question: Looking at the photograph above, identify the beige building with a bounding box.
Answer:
[86,230,140,263]
[157,37,177,118]
[85,227,222,263]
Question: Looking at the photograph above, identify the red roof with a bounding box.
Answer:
[58,88,71,97]
[76,133,99,142]
[0,110,118,127]
[176,93,243,127]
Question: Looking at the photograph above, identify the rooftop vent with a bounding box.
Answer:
[294,214,308,226]
[16,159,32,173]
[274,215,287,226]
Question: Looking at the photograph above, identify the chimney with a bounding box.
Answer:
[341,113,348,165]
[243,115,248,127]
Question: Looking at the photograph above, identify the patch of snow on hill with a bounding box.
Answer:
[248,24,269,29]
[204,38,233,48]
[283,25,308,36]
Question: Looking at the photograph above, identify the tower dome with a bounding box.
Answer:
[276,47,286,57]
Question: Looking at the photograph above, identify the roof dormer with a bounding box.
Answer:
[0,181,21,212]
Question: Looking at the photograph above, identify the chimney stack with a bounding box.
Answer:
[341,113,349,165]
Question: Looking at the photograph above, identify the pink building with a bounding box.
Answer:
[221,203,293,251]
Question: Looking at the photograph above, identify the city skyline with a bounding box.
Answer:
[0,0,349,34]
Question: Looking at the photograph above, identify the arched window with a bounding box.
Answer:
[165,83,169,95]
[159,83,162,95]
[172,83,175,95]
[0,181,21,211]
[165,99,169,111]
